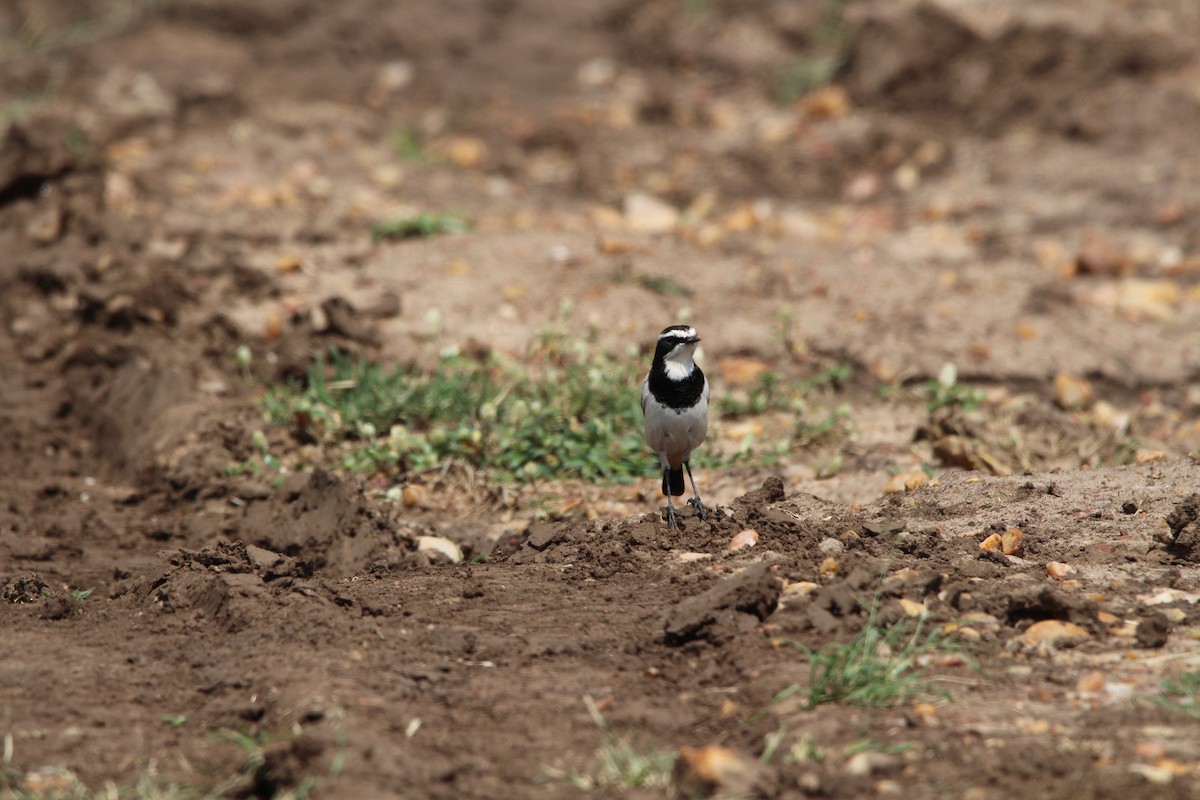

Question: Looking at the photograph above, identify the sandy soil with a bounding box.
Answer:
[4,1,1200,797]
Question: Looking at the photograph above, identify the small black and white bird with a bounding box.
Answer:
[641,324,710,529]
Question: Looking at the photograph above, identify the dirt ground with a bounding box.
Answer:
[4,1,1200,797]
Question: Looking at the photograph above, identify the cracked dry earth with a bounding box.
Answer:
[5,1,1200,798]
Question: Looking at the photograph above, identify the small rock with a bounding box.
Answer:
[1046,561,1075,579]
[1001,528,1025,557]
[576,57,616,87]
[819,557,839,577]
[596,236,635,255]
[678,552,714,563]
[817,537,845,556]
[673,745,773,799]
[1019,620,1091,649]
[401,484,427,508]
[910,702,938,724]
[1091,401,1129,434]
[844,751,898,777]
[1076,231,1136,276]
[438,136,487,169]
[25,200,64,244]
[727,529,759,552]
[722,203,760,232]
[844,171,881,202]
[1053,372,1094,411]
[1076,670,1106,693]
[1156,199,1185,228]
[884,470,929,494]
[624,192,679,233]
[417,536,463,564]
[801,85,851,119]
[1116,279,1181,322]
[1129,763,1177,785]
[375,60,415,92]
[979,533,1002,553]
[875,778,903,795]
[898,598,926,617]
[782,581,819,598]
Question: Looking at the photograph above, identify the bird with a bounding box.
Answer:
[641,324,710,529]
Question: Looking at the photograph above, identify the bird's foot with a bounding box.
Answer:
[665,504,682,530]
[688,496,711,520]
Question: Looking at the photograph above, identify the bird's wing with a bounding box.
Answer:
[640,376,651,416]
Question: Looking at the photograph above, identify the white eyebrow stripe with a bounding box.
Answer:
[659,326,697,340]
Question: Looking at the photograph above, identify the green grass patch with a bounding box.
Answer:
[923,362,986,412]
[766,611,955,711]
[544,696,675,791]
[263,340,651,484]
[1152,671,1200,719]
[259,337,855,485]
[370,212,468,242]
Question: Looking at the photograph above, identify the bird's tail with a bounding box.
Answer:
[663,466,685,496]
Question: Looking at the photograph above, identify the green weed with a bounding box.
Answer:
[923,362,986,412]
[769,611,954,710]
[545,696,675,791]
[636,275,692,298]
[391,128,429,162]
[370,212,468,242]
[774,0,849,104]
[1152,671,1200,719]
[224,430,286,480]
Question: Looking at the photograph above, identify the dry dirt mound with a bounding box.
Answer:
[234,469,411,576]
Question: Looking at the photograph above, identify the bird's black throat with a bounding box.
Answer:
[649,361,706,411]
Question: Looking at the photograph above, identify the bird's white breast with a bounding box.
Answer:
[662,359,694,381]
[642,379,709,465]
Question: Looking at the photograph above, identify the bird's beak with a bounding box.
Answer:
[691,336,702,344]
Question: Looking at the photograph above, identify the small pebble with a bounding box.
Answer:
[817,537,844,556]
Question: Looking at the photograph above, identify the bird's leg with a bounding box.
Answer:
[663,470,681,530]
[684,461,710,519]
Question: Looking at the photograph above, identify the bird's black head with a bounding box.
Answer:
[654,324,701,361]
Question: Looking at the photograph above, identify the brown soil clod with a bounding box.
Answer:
[1,573,52,604]
[1135,612,1170,649]
[663,563,783,646]
[1163,493,1200,558]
